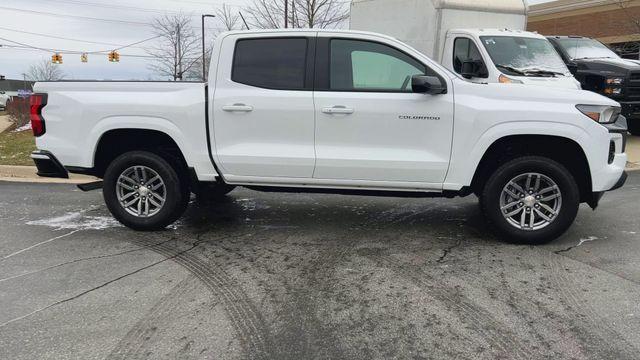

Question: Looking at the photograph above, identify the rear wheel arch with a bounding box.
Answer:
[471,135,592,202]
[92,129,189,180]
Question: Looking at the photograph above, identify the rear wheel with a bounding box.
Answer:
[481,156,580,244]
[103,151,188,230]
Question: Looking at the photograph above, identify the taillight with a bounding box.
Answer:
[30,93,47,137]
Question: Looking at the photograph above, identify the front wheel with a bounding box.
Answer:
[103,151,189,230]
[481,156,580,244]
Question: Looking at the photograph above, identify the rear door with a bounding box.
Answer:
[312,33,455,185]
[211,33,316,179]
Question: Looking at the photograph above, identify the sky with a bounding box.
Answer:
[0,0,552,81]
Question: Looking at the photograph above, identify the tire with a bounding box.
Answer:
[195,182,236,203]
[481,156,580,245]
[628,117,640,136]
[103,151,189,230]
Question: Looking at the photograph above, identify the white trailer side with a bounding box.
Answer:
[350,0,527,61]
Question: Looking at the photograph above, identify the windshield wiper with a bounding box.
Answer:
[521,68,566,77]
[495,64,526,76]
[573,56,616,60]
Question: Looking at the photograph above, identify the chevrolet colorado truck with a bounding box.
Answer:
[29,30,628,244]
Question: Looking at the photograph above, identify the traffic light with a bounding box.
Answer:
[81,53,88,63]
[108,51,120,62]
[51,53,63,64]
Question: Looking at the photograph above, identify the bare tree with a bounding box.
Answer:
[616,0,640,33]
[146,12,201,81]
[27,58,65,81]
[217,3,241,31]
[245,0,349,29]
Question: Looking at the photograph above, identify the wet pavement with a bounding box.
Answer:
[1,173,639,359]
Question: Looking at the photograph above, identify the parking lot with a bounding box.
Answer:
[1,173,639,359]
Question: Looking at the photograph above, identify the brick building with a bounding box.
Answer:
[528,0,640,59]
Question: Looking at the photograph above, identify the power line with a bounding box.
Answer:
[33,0,243,15]
[0,44,200,60]
[0,5,231,30]
[0,34,162,55]
[0,26,149,50]
[0,6,152,26]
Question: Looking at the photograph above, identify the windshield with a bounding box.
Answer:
[480,36,570,76]
[554,38,619,60]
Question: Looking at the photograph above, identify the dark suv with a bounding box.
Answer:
[547,35,640,135]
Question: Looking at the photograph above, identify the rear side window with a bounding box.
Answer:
[453,37,483,74]
[232,38,308,90]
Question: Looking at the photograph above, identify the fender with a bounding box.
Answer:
[88,116,219,181]
[443,120,596,191]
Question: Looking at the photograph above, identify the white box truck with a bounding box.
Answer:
[350,0,582,89]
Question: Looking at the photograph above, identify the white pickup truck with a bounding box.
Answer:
[30,29,628,244]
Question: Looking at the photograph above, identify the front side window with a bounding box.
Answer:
[330,39,427,92]
[480,36,570,76]
[232,38,308,90]
[452,37,484,75]
[554,38,619,60]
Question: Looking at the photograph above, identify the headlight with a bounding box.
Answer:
[604,87,623,96]
[498,74,523,84]
[605,77,624,85]
[576,104,621,124]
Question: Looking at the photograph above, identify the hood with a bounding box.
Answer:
[575,57,640,76]
[514,75,582,90]
[454,77,619,107]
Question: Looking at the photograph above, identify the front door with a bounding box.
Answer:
[313,36,455,185]
[212,35,316,179]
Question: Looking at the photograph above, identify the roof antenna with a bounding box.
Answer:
[239,11,250,30]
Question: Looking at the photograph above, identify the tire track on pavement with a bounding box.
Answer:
[121,234,276,360]
[106,275,201,359]
[365,251,531,360]
[547,252,638,359]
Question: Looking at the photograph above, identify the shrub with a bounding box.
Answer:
[6,97,30,129]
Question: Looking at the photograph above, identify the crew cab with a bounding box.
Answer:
[548,35,640,135]
[30,30,628,244]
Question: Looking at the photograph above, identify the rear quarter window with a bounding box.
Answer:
[232,38,308,90]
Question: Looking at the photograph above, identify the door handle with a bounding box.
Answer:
[222,103,253,112]
[322,106,354,115]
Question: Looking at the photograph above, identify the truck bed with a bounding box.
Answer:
[33,81,218,180]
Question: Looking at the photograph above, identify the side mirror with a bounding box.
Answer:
[567,62,578,75]
[412,75,447,95]
[460,59,487,79]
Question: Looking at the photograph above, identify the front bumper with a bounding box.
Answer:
[31,150,69,179]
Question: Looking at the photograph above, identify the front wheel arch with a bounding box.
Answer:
[471,135,592,203]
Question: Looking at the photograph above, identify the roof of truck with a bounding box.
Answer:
[447,28,546,39]
[351,0,527,14]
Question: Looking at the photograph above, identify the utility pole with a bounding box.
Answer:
[284,0,288,28]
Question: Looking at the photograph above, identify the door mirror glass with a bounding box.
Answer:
[460,60,486,79]
[453,37,488,79]
[411,75,447,94]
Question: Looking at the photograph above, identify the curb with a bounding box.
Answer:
[0,165,98,184]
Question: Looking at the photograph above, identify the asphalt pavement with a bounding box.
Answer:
[0,173,639,360]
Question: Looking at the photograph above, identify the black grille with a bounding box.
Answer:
[630,72,640,81]
[608,141,615,164]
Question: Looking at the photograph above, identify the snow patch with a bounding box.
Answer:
[27,210,122,230]
[12,123,31,132]
[577,236,598,247]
